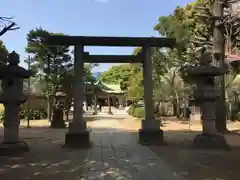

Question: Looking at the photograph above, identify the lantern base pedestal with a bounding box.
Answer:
[108,111,113,115]
[92,111,98,115]
[0,141,29,156]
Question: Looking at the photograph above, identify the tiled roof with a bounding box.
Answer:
[94,80,125,94]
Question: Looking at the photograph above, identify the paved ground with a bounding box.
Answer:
[119,117,240,180]
[0,110,184,180]
[1,109,240,179]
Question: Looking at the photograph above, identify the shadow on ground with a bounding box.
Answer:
[0,127,240,179]
[151,130,240,180]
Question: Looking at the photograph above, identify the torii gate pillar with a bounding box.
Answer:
[65,45,90,148]
[138,47,164,145]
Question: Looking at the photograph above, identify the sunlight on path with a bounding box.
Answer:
[88,119,123,129]
[85,118,185,180]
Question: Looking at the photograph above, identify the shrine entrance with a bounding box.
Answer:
[45,35,176,148]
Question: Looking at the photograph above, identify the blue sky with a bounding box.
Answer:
[1,0,193,72]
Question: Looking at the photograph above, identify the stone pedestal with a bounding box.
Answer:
[65,130,90,148]
[139,120,164,145]
[139,129,164,145]
[194,133,228,149]
[64,121,90,148]
[108,110,113,115]
[0,141,29,156]
[193,93,228,149]
[92,111,97,115]
[51,105,66,128]
[0,105,30,156]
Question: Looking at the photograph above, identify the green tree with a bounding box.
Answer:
[155,3,198,64]
[100,64,133,90]
[153,2,204,117]
[124,47,170,103]
[25,27,72,121]
[0,40,8,64]
[154,0,240,127]
[127,70,143,102]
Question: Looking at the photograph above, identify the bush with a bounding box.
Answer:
[132,107,145,118]
[127,104,145,118]
[0,104,48,122]
[0,110,4,122]
[127,104,135,115]
[20,104,47,120]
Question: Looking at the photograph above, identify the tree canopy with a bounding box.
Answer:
[21,0,240,127]
[0,40,8,64]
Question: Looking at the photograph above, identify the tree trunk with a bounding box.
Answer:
[173,99,177,116]
[173,100,181,118]
[46,55,52,122]
[160,101,165,116]
[155,100,160,115]
[176,95,180,119]
[65,99,72,122]
[66,109,69,121]
[213,0,228,133]
[47,95,53,122]
[173,94,181,118]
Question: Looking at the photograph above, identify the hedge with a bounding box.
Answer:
[0,111,4,122]
[127,104,145,118]
[0,104,47,121]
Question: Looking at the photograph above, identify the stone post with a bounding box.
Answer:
[51,101,66,128]
[83,97,87,113]
[0,51,30,156]
[92,92,98,115]
[108,94,113,115]
[65,45,90,148]
[3,104,21,143]
[139,47,164,145]
[118,95,124,109]
[201,101,217,134]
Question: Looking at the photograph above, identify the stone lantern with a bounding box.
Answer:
[0,51,31,155]
[185,49,229,149]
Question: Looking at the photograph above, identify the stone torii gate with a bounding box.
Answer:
[45,35,176,148]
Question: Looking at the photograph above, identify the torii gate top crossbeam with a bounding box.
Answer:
[45,35,176,47]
